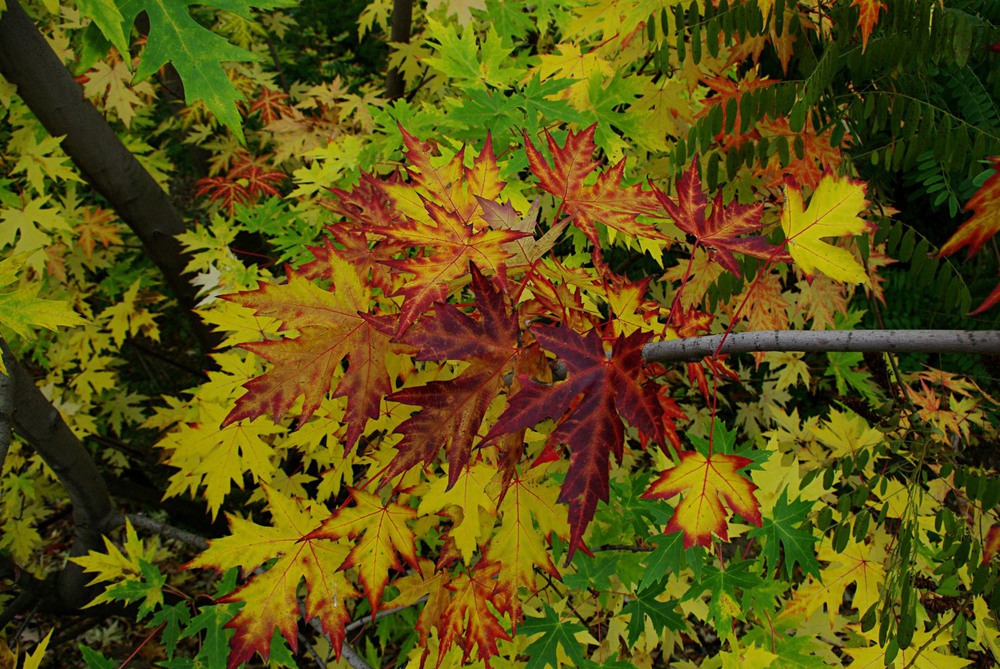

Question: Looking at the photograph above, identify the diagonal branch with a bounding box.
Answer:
[642,329,1000,363]
[1,338,118,610]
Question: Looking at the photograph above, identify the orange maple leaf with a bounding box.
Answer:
[355,130,526,334]
[985,525,1000,564]
[222,252,392,451]
[307,488,419,612]
[641,451,761,548]
[436,560,512,667]
[939,159,1000,313]
[525,124,666,256]
[852,0,886,51]
[939,160,1000,258]
[654,158,789,275]
[184,486,358,668]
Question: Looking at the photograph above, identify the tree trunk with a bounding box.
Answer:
[1,339,118,610]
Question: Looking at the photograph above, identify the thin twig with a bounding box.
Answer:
[120,512,209,551]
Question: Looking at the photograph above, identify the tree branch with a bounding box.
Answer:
[1,338,118,610]
[385,0,413,100]
[0,345,13,474]
[643,329,1000,363]
[0,0,218,353]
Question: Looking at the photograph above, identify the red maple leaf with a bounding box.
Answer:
[484,326,664,558]
[653,158,789,275]
[525,124,666,256]
[222,251,392,451]
[385,264,521,488]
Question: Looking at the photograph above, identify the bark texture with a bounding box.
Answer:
[643,329,1000,363]
[1,339,118,610]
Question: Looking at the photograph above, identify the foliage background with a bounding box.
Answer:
[0,0,998,668]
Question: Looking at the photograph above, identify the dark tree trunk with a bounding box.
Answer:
[385,0,414,100]
[1,340,118,610]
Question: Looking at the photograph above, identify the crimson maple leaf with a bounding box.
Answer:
[641,451,762,548]
[525,124,666,256]
[653,158,789,275]
[222,251,392,451]
[485,326,664,558]
[385,264,521,488]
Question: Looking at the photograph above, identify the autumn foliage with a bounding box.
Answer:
[1,1,998,669]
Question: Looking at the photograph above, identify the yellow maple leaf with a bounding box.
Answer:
[186,485,358,666]
[161,402,282,519]
[418,463,498,564]
[20,629,52,669]
[72,518,165,608]
[782,536,885,627]
[642,451,762,548]
[487,465,568,600]
[0,254,85,372]
[781,173,873,285]
[308,488,419,612]
[845,628,971,669]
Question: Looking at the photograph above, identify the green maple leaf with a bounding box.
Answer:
[182,603,239,669]
[150,603,191,657]
[749,488,821,579]
[520,604,591,669]
[621,585,685,646]
[103,559,165,617]
[117,0,293,142]
[685,559,762,627]
[640,533,690,590]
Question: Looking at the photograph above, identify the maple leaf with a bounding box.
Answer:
[385,265,521,487]
[939,160,1000,258]
[486,465,568,621]
[519,602,593,669]
[485,326,664,559]
[782,536,885,626]
[852,0,887,52]
[417,462,497,564]
[985,524,1000,563]
[524,124,666,256]
[0,254,85,365]
[222,252,392,451]
[118,0,294,141]
[780,173,873,284]
[306,488,419,612]
[641,450,762,548]
[436,560,512,667]
[185,486,358,668]
[747,488,820,579]
[361,129,526,333]
[653,158,789,275]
